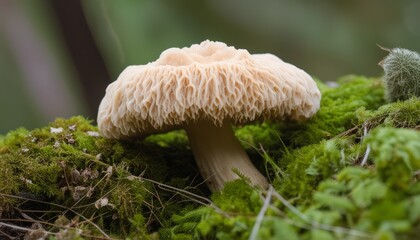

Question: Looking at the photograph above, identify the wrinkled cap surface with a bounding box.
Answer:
[98,40,321,139]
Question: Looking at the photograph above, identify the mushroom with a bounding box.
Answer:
[97,40,321,192]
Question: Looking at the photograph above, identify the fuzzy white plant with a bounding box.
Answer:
[379,46,420,102]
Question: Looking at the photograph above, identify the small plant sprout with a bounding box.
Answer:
[97,40,321,192]
[379,45,420,102]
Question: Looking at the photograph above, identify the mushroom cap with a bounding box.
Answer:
[98,40,321,139]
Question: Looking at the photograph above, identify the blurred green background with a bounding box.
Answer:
[0,0,419,134]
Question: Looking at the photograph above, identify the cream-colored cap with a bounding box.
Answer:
[98,40,321,138]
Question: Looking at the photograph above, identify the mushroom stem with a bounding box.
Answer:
[185,120,268,192]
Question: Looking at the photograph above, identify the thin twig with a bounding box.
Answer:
[337,126,359,138]
[360,145,371,166]
[360,124,370,166]
[0,221,54,236]
[249,185,273,240]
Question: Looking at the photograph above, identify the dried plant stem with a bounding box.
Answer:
[0,221,54,236]
[360,145,371,166]
[249,185,274,240]
[361,125,371,166]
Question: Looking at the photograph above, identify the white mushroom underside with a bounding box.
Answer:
[97,40,321,139]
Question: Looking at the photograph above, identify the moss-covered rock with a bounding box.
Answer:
[1,75,420,239]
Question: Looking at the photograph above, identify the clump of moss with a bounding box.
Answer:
[145,129,189,149]
[364,127,420,189]
[298,128,420,239]
[281,75,385,147]
[235,122,283,152]
[357,97,420,130]
[274,137,361,203]
[0,117,149,237]
[275,98,420,204]
[0,116,202,239]
[161,180,263,240]
[211,179,262,214]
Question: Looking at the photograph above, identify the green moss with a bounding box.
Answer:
[162,207,212,239]
[257,218,300,240]
[274,137,360,203]
[144,129,189,149]
[364,127,420,189]
[282,75,385,147]
[162,89,417,239]
[159,180,263,240]
[0,116,203,239]
[269,127,420,239]
[160,76,420,240]
[298,157,420,239]
[2,73,420,239]
[235,122,283,152]
[357,97,420,130]
[212,179,262,214]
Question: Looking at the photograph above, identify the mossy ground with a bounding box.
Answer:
[1,75,420,239]
[0,117,204,239]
